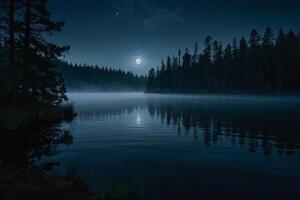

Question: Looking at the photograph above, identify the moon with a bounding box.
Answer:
[136,58,142,65]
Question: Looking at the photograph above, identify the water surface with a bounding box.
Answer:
[45,93,300,200]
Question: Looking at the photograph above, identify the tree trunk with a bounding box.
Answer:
[23,0,31,98]
[8,0,16,100]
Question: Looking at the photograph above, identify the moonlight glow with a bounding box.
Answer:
[136,58,142,65]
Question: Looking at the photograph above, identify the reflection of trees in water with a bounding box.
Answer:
[70,96,300,156]
[148,99,300,156]
[0,117,97,200]
[0,119,72,169]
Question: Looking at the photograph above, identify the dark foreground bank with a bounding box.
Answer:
[0,104,142,200]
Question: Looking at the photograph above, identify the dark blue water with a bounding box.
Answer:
[44,93,300,200]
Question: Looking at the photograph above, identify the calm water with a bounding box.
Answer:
[44,93,300,200]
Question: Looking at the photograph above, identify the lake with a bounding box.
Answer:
[44,93,300,200]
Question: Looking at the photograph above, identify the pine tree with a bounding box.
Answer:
[285,30,298,91]
[166,56,172,91]
[212,41,222,91]
[262,27,275,47]
[156,67,160,90]
[182,48,191,91]
[182,48,191,67]
[147,68,156,92]
[192,42,198,64]
[262,27,275,91]
[248,29,261,92]
[238,37,248,91]
[203,36,213,65]
[0,0,21,100]
[232,38,239,91]
[213,41,223,65]
[159,59,166,91]
[178,49,182,66]
[203,36,213,91]
[249,29,261,48]
[223,44,232,91]
[8,0,16,71]
[171,55,179,91]
[20,0,70,105]
[232,38,238,57]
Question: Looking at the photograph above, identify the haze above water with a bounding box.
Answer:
[45,93,300,200]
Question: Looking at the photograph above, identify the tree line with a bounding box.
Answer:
[0,0,69,106]
[147,28,300,94]
[57,61,147,91]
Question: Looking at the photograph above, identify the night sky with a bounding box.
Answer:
[48,0,300,75]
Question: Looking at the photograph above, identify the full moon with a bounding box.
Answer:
[136,58,142,65]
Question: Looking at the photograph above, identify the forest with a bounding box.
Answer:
[147,28,300,94]
[56,61,147,91]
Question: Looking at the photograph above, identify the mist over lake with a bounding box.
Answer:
[42,93,300,200]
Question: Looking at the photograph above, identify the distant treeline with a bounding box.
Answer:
[57,61,147,91]
[147,28,300,94]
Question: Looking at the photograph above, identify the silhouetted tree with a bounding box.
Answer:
[182,48,191,91]
[223,44,232,91]
[178,49,182,66]
[146,28,300,94]
[147,68,156,92]
[248,29,261,92]
[262,27,275,91]
[285,30,298,91]
[0,0,20,100]
[166,56,173,91]
[19,0,69,105]
[232,38,239,90]
[212,41,222,91]
[239,37,248,91]
[203,36,213,65]
[202,36,213,91]
[0,0,71,106]
[192,42,198,64]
